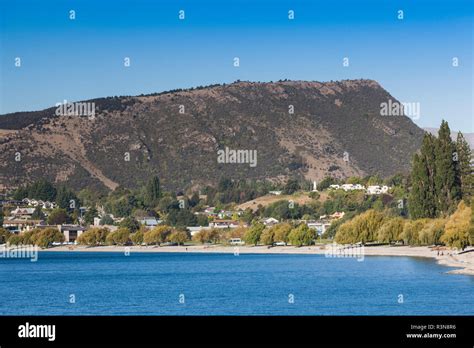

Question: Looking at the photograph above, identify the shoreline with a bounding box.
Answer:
[41,244,474,276]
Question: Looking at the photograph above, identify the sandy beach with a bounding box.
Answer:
[42,244,474,276]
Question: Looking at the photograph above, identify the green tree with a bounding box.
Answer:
[31,206,45,220]
[0,227,10,244]
[144,176,161,208]
[455,132,473,201]
[272,223,292,245]
[288,224,316,247]
[259,228,275,245]
[83,207,98,225]
[118,217,140,232]
[99,215,114,225]
[196,214,209,226]
[47,208,70,225]
[283,179,300,195]
[318,177,338,191]
[55,185,79,210]
[166,209,198,227]
[243,223,265,246]
[409,133,437,218]
[434,120,461,216]
[28,180,57,201]
[189,192,200,207]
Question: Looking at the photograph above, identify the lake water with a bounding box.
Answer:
[0,252,473,315]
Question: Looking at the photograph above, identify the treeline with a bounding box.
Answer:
[76,225,190,246]
[74,222,319,248]
[193,222,317,247]
[334,201,473,249]
[10,175,296,228]
[0,227,64,248]
[12,179,79,209]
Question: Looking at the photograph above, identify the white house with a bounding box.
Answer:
[138,217,162,228]
[269,191,282,195]
[209,220,241,229]
[307,221,332,235]
[340,184,365,191]
[263,217,279,226]
[187,226,211,236]
[11,207,36,219]
[366,185,390,195]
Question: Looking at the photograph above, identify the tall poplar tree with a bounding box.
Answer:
[145,175,161,208]
[409,133,437,218]
[434,120,460,216]
[455,132,473,201]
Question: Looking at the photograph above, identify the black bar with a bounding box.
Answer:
[0,316,472,346]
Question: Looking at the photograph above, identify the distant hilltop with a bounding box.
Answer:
[0,79,424,192]
[423,127,474,150]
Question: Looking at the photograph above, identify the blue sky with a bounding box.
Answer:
[0,0,472,131]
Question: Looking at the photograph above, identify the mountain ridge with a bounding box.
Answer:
[0,79,425,192]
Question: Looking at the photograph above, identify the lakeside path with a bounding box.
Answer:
[42,244,474,276]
